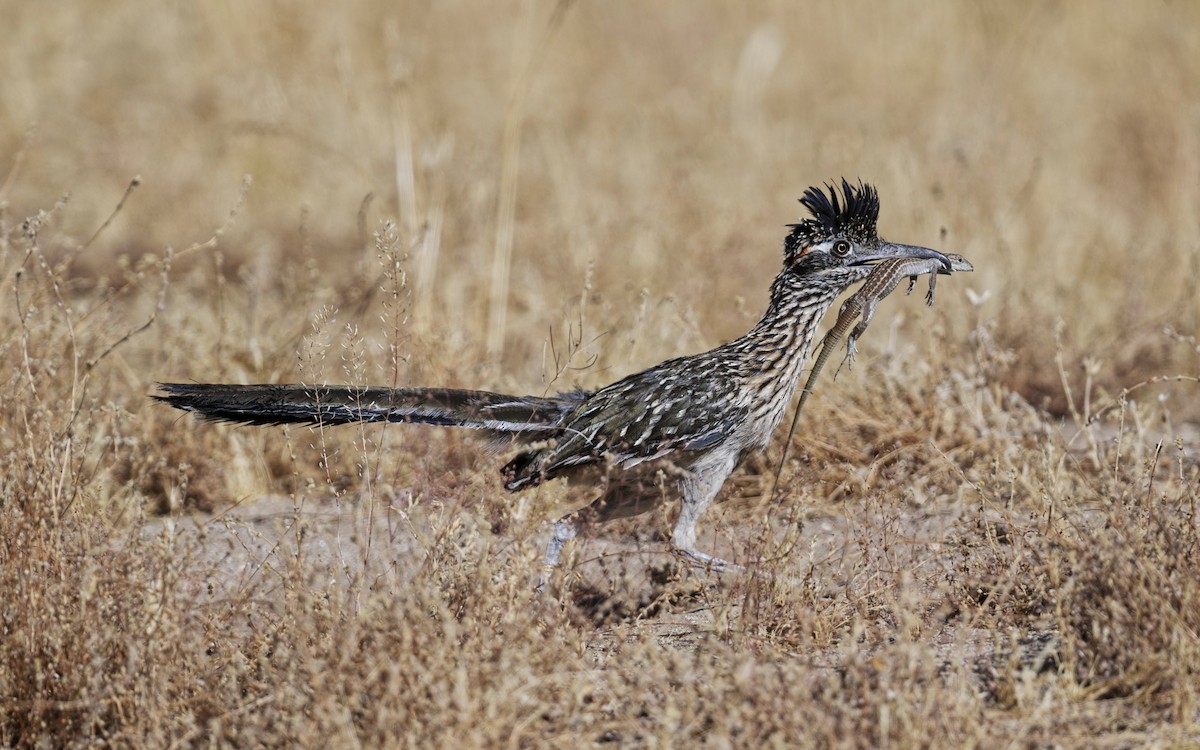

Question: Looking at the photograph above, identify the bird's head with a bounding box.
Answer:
[782,180,950,287]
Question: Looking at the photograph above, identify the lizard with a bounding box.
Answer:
[794,252,975,418]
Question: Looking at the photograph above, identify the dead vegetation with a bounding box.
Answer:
[2,1,1199,747]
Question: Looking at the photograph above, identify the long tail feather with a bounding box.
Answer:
[154,383,584,434]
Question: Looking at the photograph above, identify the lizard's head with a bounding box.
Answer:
[783,180,950,287]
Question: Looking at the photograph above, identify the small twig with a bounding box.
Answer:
[80,176,142,254]
[0,123,36,200]
[174,174,252,260]
[1086,374,1200,425]
[1054,323,1101,468]
[84,248,173,373]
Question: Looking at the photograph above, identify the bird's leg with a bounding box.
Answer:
[670,455,740,574]
[543,518,578,566]
[537,518,579,591]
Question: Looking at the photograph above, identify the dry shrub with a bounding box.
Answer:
[4,182,1200,748]
[1049,443,1199,701]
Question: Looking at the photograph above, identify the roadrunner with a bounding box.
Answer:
[155,180,955,572]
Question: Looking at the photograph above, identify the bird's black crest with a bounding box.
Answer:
[785,179,880,256]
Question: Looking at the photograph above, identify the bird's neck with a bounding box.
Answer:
[740,276,840,377]
[731,268,871,436]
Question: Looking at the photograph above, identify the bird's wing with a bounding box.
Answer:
[514,356,748,484]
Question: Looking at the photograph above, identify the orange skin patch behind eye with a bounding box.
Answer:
[797,245,811,257]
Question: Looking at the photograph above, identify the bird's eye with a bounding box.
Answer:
[832,239,852,257]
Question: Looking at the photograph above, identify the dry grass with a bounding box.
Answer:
[2,1,1199,746]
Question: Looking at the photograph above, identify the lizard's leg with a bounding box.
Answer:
[925,269,938,306]
[836,299,881,377]
[835,326,863,377]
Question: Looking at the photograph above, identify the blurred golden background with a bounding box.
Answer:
[4,1,1196,406]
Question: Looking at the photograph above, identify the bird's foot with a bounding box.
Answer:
[671,547,816,588]
[672,546,741,575]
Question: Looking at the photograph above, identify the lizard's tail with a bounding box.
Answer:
[153,383,584,436]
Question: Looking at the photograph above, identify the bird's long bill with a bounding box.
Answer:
[860,242,952,271]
